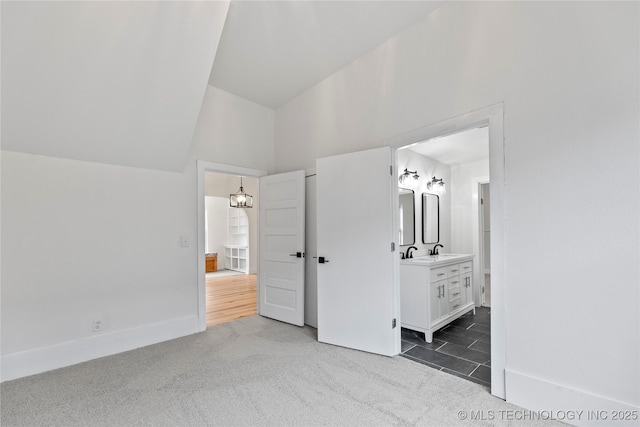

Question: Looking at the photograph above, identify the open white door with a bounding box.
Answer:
[316,147,400,356]
[259,170,305,326]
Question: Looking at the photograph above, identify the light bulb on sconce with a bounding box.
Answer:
[426,176,446,194]
[399,168,419,187]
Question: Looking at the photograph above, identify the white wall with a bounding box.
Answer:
[2,1,230,172]
[450,158,490,301]
[275,1,639,415]
[1,86,275,381]
[1,151,197,363]
[191,86,275,172]
[396,148,451,256]
[204,196,228,261]
[451,161,490,254]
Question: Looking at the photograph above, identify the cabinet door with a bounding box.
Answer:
[430,279,448,322]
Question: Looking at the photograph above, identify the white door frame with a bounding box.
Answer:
[385,103,506,399]
[472,177,490,307]
[196,160,267,332]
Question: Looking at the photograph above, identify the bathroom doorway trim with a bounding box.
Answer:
[384,103,506,399]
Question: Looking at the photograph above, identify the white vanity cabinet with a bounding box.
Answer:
[401,255,475,342]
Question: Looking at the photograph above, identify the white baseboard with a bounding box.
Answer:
[1,315,200,383]
[506,369,639,426]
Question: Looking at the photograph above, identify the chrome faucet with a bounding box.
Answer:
[429,244,443,256]
[405,246,418,259]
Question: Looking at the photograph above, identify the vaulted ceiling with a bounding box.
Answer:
[209,1,444,108]
[1,1,446,172]
[1,1,229,172]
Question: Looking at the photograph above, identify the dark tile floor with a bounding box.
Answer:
[400,306,491,388]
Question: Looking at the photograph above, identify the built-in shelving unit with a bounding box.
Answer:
[224,245,248,273]
[224,208,249,273]
[228,207,248,237]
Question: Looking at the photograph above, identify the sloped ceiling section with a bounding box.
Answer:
[209,0,444,108]
[1,1,230,172]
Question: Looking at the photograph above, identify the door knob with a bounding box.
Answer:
[289,252,304,258]
[317,256,329,264]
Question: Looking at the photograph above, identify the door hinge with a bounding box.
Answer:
[390,165,393,176]
[481,198,484,205]
[482,286,485,293]
[392,318,397,329]
[391,242,395,252]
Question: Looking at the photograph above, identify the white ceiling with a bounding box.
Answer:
[406,127,489,165]
[1,0,448,171]
[209,0,445,109]
[1,1,229,172]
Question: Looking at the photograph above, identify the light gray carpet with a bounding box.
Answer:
[1,316,561,426]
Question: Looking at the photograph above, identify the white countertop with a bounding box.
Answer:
[400,253,474,267]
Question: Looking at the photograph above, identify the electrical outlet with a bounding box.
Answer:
[93,320,103,332]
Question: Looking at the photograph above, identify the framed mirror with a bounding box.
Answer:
[399,188,415,245]
[422,193,439,244]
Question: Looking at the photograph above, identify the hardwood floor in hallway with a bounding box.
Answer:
[206,273,257,327]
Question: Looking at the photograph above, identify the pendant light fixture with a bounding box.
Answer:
[230,176,253,208]
[426,176,446,194]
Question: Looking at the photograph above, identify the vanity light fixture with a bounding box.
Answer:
[399,168,419,187]
[230,176,253,208]
[426,176,446,194]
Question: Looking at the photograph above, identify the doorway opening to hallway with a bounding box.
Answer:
[201,168,261,328]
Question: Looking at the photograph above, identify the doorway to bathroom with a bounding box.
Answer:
[385,103,505,398]
[396,126,492,388]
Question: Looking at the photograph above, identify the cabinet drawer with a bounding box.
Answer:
[449,299,463,312]
[448,276,462,288]
[448,264,462,276]
[430,267,448,281]
[460,262,473,273]
[448,285,463,301]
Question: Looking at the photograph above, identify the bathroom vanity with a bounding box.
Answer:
[400,254,474,342]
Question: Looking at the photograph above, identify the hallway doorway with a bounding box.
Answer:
[203,171,258,328]
[196,161,267,332]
